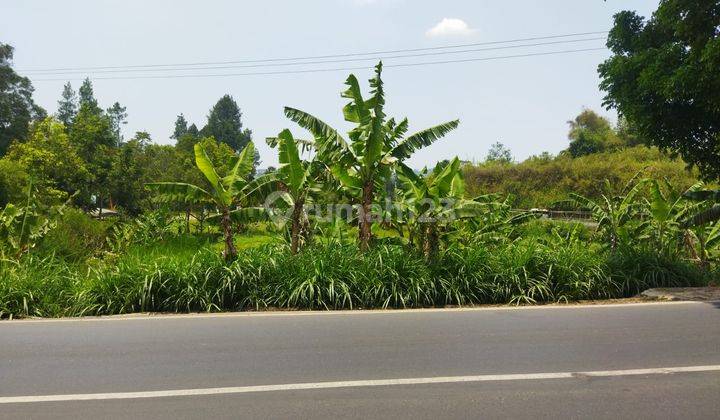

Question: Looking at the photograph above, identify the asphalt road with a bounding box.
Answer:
[1,302,719,419]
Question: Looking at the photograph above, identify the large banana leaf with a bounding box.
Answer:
[223,142,256,194]
[685,190,720,202]
[266,136,314,152]
[277,129,308,193]
[146,182,213,204]
[429,157,461,197]
[330,165,363,190]
[648,179,671,223]
[390,120,460,160]
[341,75,371,125]
[239,171,282,203]
[686,204,720,227]
[193,144,222,192]
[364,63,386,169]
[206,207,269,223]
[283,107,350,160]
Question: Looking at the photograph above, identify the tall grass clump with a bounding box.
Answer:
[229,242,433,310]
[0,255,90,319]
[84,239,233,314]
[607,246,711,295]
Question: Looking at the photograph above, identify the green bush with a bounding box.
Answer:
[38,209,111,261]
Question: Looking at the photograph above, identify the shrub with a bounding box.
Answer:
[38,208,111,261]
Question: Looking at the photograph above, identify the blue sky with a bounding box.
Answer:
[2,0,659,168]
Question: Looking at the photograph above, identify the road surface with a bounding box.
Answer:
[1,302,719,419]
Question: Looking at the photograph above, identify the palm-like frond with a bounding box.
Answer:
[390,120,460,160]
[686,204,720,227]
[283,107,350,160]
[206,207,269,223]
[146,182,212,204]
[365,62,386,168]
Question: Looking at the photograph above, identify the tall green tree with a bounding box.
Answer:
[599,0,720,180]
[0,43,44,156]
[283,62,459,251]
[56,82,78,128]
[3,117,90,202]
[201,95,252,151]
[565,109,622,157]
[171,114,189,140]
[485,141,513,163]
[106,102,128,145]
[78,78,100,114]
[69,104,116,210]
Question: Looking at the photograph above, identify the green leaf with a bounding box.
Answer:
[648,180,671,223]
[193,143,222,191]
[686,204,720,227]
[341,75,371,125]
[365,62,386,168]
[277,129,308,193]
[284,107,350,161]
[330,165,363,190]
[146,182,213,204]
[391,120,459,160]
[223,141,256,191]
[207,207,269,223]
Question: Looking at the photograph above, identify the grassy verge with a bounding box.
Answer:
[2,234,713,319]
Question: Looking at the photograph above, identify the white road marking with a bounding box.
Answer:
[0,300,705,324]
[1,365,718,404]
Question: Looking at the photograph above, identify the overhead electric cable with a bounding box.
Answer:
[30,47,608,82]
[20,31,608,73]
[24,37,606,76]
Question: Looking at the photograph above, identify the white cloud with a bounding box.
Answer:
[425,18,477,37]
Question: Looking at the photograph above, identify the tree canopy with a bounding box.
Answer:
[201,95,252,151]
[598,0,720,180]
[0,43,44,156]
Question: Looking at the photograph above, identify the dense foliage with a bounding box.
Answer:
[599,0,720,180]
[463,146,700,209]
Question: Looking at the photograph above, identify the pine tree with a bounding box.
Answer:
[171,114,188,139]
[106,102,127,145]
[78,77,100,114]
[201,95,251,151]
[56,82,78,128]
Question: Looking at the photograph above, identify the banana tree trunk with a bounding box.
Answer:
[220,208,237,261]
[359,180,374,252]
[422,223,439,261]
[290,198,305,255]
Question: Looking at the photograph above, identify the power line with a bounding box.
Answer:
[24,37,606,76]
[31,48,608,82]
[20,31,608,73]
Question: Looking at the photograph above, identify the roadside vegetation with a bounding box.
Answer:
[1,0,719,318]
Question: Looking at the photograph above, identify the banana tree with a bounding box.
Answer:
[683,188,720,265]
[282,62,459,251]
[265,129,323,254]
[396,158,488,260]
[147,142,272,260]
[566,176,648,251]
[641,180,702,253]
